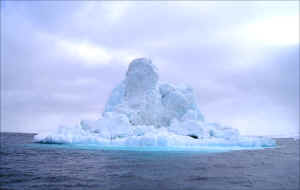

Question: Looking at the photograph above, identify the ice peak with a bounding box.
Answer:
[105,58,203,127]
[126,58,158,82]
[125,57,159,97]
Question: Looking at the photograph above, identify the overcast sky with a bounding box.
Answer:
[1,1,299,137]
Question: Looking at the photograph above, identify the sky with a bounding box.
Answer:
[1,1,299,137]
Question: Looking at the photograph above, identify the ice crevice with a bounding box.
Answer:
[34,58,276,148]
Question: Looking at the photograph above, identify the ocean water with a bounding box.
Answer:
[0,133,222,190]
[1,133,296,190]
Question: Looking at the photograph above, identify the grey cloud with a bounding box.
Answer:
[1,1,299,136]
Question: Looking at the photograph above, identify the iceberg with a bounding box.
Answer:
[34,58,276,149]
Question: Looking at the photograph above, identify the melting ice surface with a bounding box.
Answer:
[34,58,276,151]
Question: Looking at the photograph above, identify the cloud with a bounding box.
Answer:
[237,15,299,46]
[1,1,299,137]
[55,38,143,66]
[58,40,112,64]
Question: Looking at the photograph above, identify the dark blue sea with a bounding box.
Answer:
[1,133,299,190]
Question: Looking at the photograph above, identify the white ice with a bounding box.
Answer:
[34,58,276,149]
